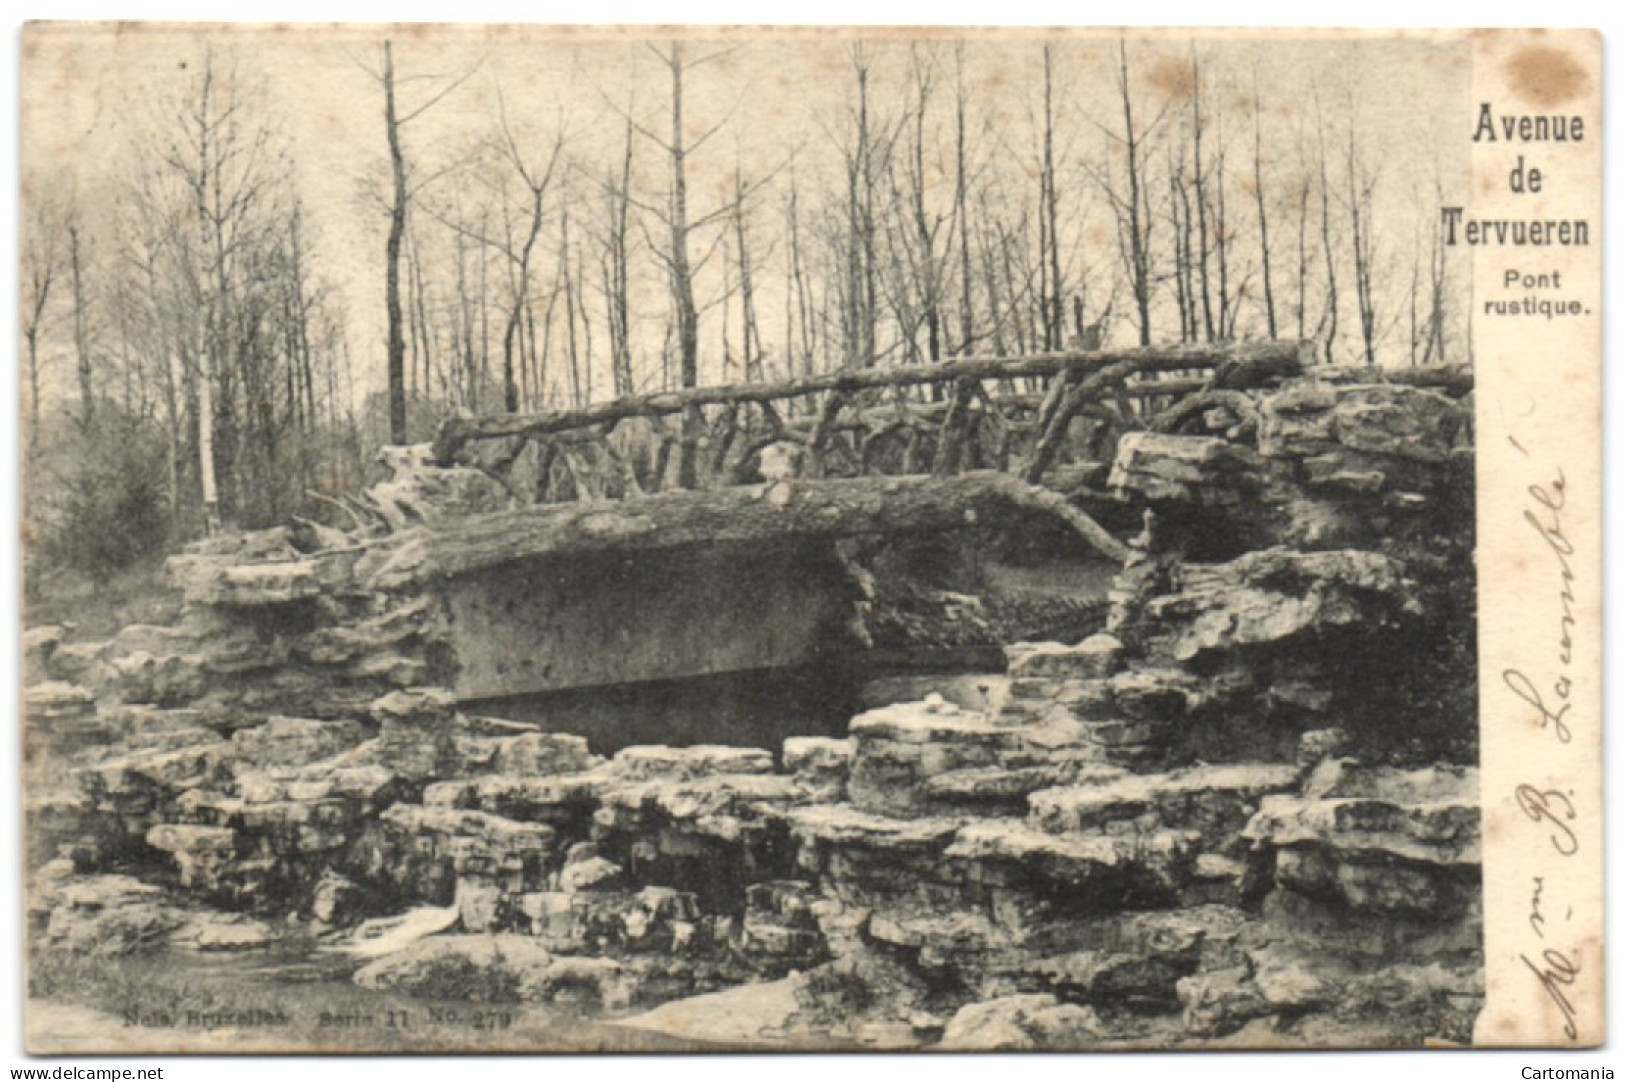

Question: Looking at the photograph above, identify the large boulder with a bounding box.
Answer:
[939,994,1102,1050]
[622,974,806,1045]
[1259,382,1467,465]
[145,823,237,891]
[1136,548,1418,662]
[1244,761,1479,916]
[783,737,854,802]
[611,745,775,782]
[493,732,601,776]
[22,625,67,684]
[353,934,555,1001]
[1109,433,1266,505]
[232,716,368,768]
[25,682,96,725]
[1029,762,1302,852]
[40,875,185,955]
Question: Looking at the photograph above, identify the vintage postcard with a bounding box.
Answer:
[17,23,1601,1054]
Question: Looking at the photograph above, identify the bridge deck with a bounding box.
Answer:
[375,469,1130,588]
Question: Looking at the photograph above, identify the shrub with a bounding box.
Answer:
[34,414,170,583]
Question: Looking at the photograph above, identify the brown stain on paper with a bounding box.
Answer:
[1503,45,1587,108]
[1146,55,1194,102]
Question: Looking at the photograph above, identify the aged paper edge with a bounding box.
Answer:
[13,21,1606,1055]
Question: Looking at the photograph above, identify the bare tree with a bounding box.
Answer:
[1188,46,1218,342]
[1038,44,1064,350]
[491,88,566,412]
[22,196,62,451]
[160,50,279,530]
[602,112,636,397]
[1251,65,1278,338]
[1168,144,1198,342]
[833,44,903,369]
[1292,122,1313,341]
[783,155,818,378]
[1421,171,1450,365]
[638,41,704,391]
[1096,40,1165,347]
[382,43,408,442]
[904,45,946,362]
[610,42,777,480]
[730,161,766,381]
[1343,104,1379,365]
[1314,90,1339,363]
[365,40,479,443]
[615,42,757,390]
[140,49,357,530]
[67,219,96,431]
[952,45,976,356]
[559,202,583,407]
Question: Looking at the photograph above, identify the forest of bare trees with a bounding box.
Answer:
[20,32,1469,581]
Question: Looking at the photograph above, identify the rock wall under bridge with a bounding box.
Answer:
[24,367,1480,1050]
[443,542,857,699]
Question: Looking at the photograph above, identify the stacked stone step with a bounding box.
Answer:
[1096,376,1481,1045]
[1176,757,1484,1044]
[128,715,392,906]
[779,674,1230,947]
[22,511,449,884]
[763,375,1480,1045]
[358,723,837,1009]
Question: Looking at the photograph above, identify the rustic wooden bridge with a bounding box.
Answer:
[387,341,1468,701]
[402,342,1316,585]
[404,340,1483,582]
[431,341,1314,504]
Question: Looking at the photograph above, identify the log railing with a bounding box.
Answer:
[429,341,1321,504]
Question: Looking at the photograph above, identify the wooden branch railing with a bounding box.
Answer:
[428,341,1337,504]
[432,341,1313,465]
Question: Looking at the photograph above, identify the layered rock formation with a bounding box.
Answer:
[24,368,1478,1049]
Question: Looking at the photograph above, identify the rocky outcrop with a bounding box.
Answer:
[25,370,1478,1049]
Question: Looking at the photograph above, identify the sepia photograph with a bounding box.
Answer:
[12,22,1601,1057]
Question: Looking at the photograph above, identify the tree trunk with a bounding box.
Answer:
[1191,48,1215,343]
[503,184,544,413]
[954,47,975,356]
[69,223,93,430]
[1252,71,1278,338]
[1041,45,1063,351]
[1118,42,1152,346]
[668,44,699,391]
[1315,95,1338,364]
[609,115,635,397]
[384,41,409,444]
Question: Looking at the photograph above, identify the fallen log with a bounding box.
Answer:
[1318,364,1474,395]
[373,470,1131,587]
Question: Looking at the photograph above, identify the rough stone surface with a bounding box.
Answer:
[232,717,369,768]
[940,994,1103,1050]
[1137,548,1416,662]
[26,682,97,723]
[493,732,601,776]
[1005,634,1123,680]
[353,934,556,1001]
[26,372,1480,1049]
[40,875,185,955]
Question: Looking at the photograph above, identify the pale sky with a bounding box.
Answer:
[21,25,1473,403]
